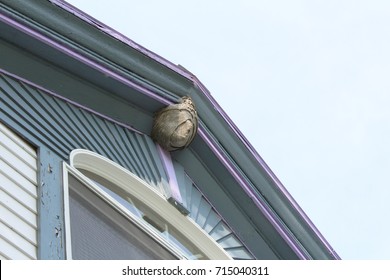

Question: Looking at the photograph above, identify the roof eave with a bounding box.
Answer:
[0,0,340,259]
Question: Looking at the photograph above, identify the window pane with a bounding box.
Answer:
[77,169,206,259]
[68,175,177,260]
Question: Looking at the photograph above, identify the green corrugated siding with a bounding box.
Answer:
[0,72,254,259]
[1,73,170,194]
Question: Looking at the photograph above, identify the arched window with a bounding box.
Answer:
[62,149,231,260]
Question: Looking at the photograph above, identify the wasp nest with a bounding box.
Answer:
[151,96,198,151]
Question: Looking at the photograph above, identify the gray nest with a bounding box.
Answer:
[151,96,198,152]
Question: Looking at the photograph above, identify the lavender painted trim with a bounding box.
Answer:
[49,0,194,81]
[156,144,183,203]
[0,11,170,107]
[194,80,341,260]
[0,68,144,135]
[198,128,309,260]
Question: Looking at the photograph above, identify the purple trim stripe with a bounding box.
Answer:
[0,11,170,107]
[198,129,309,260]
[49,0,194,81]
[156,144,183,203]
[195,79,340,259]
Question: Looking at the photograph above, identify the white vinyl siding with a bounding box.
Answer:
[0,122,38,259]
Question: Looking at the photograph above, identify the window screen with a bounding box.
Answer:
[68,175,177,260]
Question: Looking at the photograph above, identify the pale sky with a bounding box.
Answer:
[66,0,390,259]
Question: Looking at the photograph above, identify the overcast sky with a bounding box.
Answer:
[66,0,390,259]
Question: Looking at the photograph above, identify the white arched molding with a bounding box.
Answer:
[63,149,231,260]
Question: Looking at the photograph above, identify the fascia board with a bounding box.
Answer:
[191,84,340,260]
[0,0,192,101]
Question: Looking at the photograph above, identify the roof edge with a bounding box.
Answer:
[0,0,340,259]
[49,0,195,82]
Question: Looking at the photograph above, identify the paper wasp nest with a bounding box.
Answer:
[151,96,198,151]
